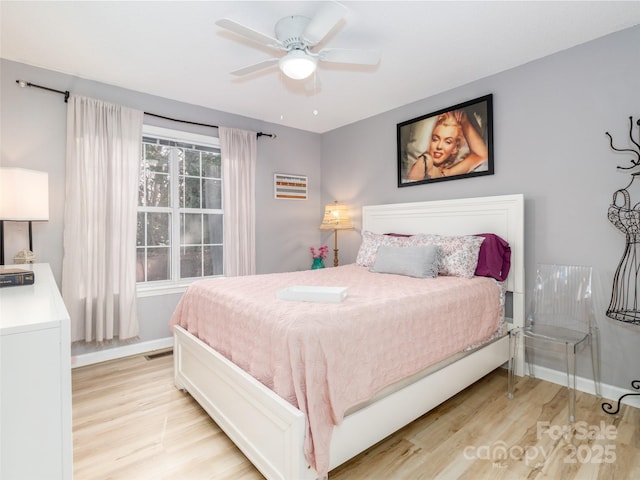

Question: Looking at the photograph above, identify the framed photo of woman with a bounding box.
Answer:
[397,94,494,187]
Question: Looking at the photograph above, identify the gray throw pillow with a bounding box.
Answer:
[369,245,439,278]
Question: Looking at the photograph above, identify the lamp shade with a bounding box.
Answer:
[319,202,353,230]
[0,168,49,221]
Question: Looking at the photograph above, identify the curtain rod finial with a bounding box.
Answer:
[16,80,28,88]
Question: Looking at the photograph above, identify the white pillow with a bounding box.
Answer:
[369,245,439,278]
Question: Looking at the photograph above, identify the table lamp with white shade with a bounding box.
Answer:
[0,168,49,265]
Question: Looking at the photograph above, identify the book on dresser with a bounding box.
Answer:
[0,267,35,287]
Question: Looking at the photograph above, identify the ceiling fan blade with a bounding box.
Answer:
[216,18,282,49]
[319,48,380,65]
[301,1,347,46]
[230,58,280,76]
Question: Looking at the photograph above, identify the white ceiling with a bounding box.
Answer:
[2,1,640,134]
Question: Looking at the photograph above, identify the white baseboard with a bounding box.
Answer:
[71,337,173,368]
[528,364,640,409]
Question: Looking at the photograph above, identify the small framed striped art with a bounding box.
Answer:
[274,173,308,200]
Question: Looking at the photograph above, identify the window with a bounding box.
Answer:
[136,126,223,286]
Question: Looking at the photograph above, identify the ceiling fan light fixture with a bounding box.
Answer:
[279,50,317,80]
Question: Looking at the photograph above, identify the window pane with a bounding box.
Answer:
[136,212,145,247]
[202,178,222,210]
[142,171,170,208]
[147,212,170,246]
[136,248,145,282]
[181,213,201,245]
[147,247,170,281]
[140,144,171,207]
[184,149,200,176]
[138,172,145,206]
[183,176,201,209]
[175,147,185,174]
[181,246,202,278]
[145,144,170,167]
[202,152,221,178]
[203,213,223,245]
[204,245,223,276]
[153,172,170,208]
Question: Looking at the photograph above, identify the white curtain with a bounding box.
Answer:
[62,95,143,343]
[219,127,257,276]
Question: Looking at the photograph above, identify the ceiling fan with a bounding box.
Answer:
[215,2,380,80]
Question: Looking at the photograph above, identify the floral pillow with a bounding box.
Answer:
[356,231,414,267]
[411,234,484,278]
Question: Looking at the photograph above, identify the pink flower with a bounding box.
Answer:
[310,245,329,259]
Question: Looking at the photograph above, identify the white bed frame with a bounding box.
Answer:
[173,193,525,480]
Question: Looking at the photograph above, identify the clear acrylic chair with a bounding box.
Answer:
[508,264,601,422]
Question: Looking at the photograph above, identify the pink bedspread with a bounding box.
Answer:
[170,264,503,477]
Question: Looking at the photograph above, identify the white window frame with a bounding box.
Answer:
[137,125,222,297]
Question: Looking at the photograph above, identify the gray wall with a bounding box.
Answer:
[1,59,323,343]
[321,26,640,390]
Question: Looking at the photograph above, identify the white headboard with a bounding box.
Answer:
[362,194,525,329]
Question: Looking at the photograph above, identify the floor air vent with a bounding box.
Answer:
[144,349,173,360]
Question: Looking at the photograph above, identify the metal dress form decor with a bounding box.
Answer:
[606,117,640,325]
[603,115,640,415]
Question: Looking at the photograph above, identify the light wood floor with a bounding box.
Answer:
[72,351,639,479]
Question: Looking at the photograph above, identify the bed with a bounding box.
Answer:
[172,193,525,480]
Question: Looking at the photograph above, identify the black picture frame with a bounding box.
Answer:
[397,94,494,187]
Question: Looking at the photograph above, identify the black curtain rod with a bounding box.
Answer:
[16,79,276,139]
[143,112,274,138]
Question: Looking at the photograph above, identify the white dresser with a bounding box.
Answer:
[0,263,73,480]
